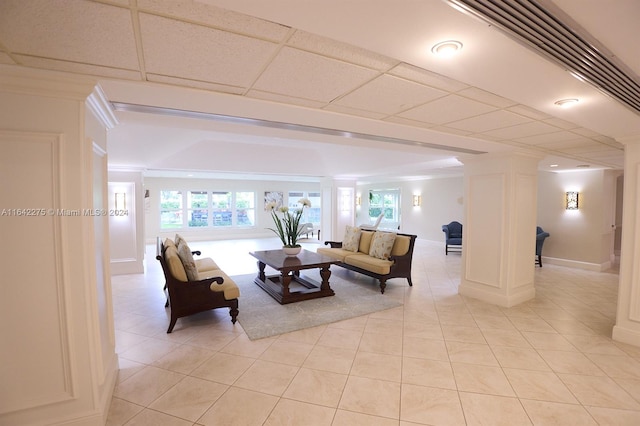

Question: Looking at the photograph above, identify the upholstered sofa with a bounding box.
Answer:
[317,228,417,294]
[156,236,239,333]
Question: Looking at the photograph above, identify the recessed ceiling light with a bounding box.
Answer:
[550,164,558,168]
[431,40,463,56]
[554,98,579,108]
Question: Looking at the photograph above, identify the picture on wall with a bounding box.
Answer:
[264,191,284,210]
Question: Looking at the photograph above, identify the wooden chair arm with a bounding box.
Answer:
[181,276,224,288]
[324,241,343,248]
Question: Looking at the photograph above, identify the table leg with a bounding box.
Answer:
[319,266,331,291]
[257,260,266,282]
[281,272,292,297]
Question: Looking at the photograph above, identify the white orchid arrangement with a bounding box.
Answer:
[266,198,311,248]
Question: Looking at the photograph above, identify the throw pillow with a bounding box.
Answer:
[164,238,176,249]
[177,240,199,281]
[342,225,362,252]
[175,233,186,247]
[369,232,397,260]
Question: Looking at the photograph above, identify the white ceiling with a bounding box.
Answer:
[1,0,638,182]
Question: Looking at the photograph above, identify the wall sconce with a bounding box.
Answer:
[412,195,421,207]
[356,195,361,206]
[115,193,126,210]
[565,191,579,210]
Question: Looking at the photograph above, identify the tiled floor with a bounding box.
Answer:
[107,237,640,425]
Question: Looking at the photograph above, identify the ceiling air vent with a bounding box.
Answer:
[576,164,591,168]
[448,0,640,115]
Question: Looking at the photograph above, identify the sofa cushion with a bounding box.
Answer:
[358,230,375,254]
[342,225,362,252]
[369,231,397,260]
[344,253,393,275]
[164,245,188,282]
[317,247,353,262]
[164,238,176,250]
[195,257,220,272]
[175,233,186,247]
[391,234,411,257]
[177,241,199,281]
[199,269,241,300]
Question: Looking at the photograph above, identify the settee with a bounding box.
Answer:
[156,236,239,333]
[317,227,417,294]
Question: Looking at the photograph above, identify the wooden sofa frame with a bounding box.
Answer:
[156,237,239,333]
[323,232,417,293]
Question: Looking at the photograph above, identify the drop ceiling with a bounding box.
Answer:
[0,0,638,182]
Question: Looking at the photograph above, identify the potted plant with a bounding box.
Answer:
[266,198,311,255]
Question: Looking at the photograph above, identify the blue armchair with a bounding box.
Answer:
[536,226,550,266]
[442,221,463,255]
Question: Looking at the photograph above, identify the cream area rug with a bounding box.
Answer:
[231,271,403,340]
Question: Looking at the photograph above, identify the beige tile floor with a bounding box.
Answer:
[107,237,640,425]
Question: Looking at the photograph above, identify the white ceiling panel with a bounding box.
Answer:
[140,13,278,86]
[456,87,518,109]
[388,63,470,93]
[322,104,388,120]
[334,74,448,116]
[247,90,327,109]
[252,47,379,103]
[287,31,398,71]
[514,131,588,146]
[138,0,291,41]
[0,0,139,70]
[148,74,245,94]
[447,110,533,133]
[399,94,498,125]
[483,121,561,140]
[14,55,142,80]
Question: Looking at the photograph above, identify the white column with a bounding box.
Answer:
[613,135,640,347]
[0,66,118,425]
[458,151,543,307]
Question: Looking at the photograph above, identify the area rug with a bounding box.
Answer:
[231,272,403,340]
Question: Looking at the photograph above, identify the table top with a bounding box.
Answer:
[249,249,340,271]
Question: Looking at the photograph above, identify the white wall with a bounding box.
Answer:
[357,176,464,242]
[144,177,323,243]
[108,170,145,274]
[537,169,620,270]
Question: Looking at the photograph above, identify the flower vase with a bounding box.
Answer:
[283,246,302,256]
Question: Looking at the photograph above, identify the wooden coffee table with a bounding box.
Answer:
[249,249,340,304]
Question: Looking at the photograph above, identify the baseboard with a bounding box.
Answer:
[541,256,612,272]
[612,324,640,348]
[459,282,535,308]
[110,259,144,275]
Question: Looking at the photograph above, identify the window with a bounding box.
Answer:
[211,192,232,227]
[188,191,208,227]
[160,190,183,228]
[368,189,400,227]
[236,191,255,226]
[160,190,255,229]
[288,191,321,225]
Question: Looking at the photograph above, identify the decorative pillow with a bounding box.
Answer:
[369,232,397,260]
[175,233,186,247]
[342,225,362,252]
[177,240,199,281]
[164,238,176,249]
